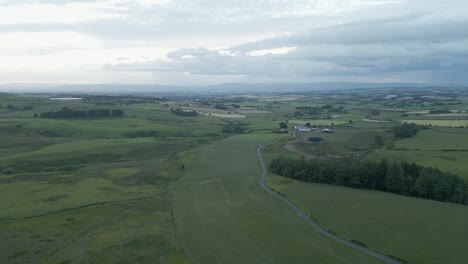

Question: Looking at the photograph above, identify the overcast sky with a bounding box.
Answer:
[1,0,467,86]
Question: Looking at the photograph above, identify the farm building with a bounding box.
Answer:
[295,125,313,132]
[322,128,331,133]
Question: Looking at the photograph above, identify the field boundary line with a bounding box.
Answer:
[0,196,157,221]
[256,141,401,264]
[44,197,150,260]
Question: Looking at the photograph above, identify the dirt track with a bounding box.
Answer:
[256,142,401,264]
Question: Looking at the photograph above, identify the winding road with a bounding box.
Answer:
[256,143,401,264]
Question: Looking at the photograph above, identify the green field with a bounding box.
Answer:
[368,128,468,178]
[293,122,392,158]
[394,128,468,150]
[0,132,190,263]
[2,89,468,264]
[0,95,208,263]
[400,119,468,127]
[288,119,349,126]
[263,138,468,264]
[265,176,468,264]
[369,149,468,179]
[173,134,382,263]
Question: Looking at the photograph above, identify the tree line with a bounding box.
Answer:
[39,108,124,118]
[170,108,198,117]
[222,120,247,135]
[393,122,427,139]
[270,157,468,205]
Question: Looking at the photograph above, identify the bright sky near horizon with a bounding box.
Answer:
[0,0,467,85]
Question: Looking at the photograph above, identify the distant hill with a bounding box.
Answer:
[0,82,464,95]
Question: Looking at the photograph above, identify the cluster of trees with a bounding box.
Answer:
[270,157,468,205]
[368,109,380,116]
[170,108,198,117]
[374,135,385,147]
[222,120,247,134]
[1,104,34,111]
[213,103,240,110]
[279,121,288,129]
[39,108,124,118]
[429,109,452,114]
[214,103,229,110]
[393,122,426,139]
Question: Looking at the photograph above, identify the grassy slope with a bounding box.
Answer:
[0,136,189,263]
[0,96,201,264]
[370,149,468,179]
[263,140,468,264]
[173,134,383,264]
[395,128,468,150]
[369,128,468,179]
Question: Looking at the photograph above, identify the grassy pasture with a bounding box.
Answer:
[265,175,468,264]
[400,119,468,127]
[0,178,159,219]
[107,168,140,179]
[263,139,468,264]
[0,94,203,263]
[288,119,349,126]
[292,124,392,158]
[0,137,191,175]
[0,131,189,262]
[368,127,468,178]
[0,115,223,139]
[0,196,187,264]
[395,128,468,150]
[2,90,468,264]
[370,149,468,179]
[173,134,382,264]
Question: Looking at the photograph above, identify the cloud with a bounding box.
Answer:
[102,2,468,84]
[0,1,124,25]
[0,31,100,55]
[1,0,468,85]
[247,47,296,57]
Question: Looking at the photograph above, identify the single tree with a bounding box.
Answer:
[279,122,288,129]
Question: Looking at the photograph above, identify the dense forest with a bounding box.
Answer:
[39,108,124,118]
[270,157,468,205]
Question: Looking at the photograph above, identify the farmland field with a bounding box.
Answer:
[288,119,349,126]
[264,176,468,264]
[292,122,392,158]
[368,128,468,178]
[369,149,468,179]
[2,87,468,264]
[400,119,468,127]
[173,134,381,264]
[0,95,212,263]
[3,0,468,262]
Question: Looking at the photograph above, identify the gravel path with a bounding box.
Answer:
[256,143,401,264]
